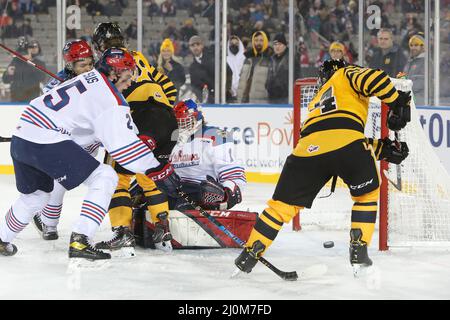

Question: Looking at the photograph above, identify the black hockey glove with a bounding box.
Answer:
[223,182,242,210]
[386,91,411,131]
[235,240,266,273]
[378,137,409,165]
[146,163,181,198]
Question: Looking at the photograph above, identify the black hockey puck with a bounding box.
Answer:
[323,241,334,248]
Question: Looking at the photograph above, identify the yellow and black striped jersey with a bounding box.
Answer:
[294,65,399,157]
[128,50,177,106]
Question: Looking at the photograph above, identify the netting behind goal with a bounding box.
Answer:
[293,78,450,250]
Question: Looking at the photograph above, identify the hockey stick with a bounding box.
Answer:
[177,189,298,281]
[0,136,12,142]
[0,43,64,82]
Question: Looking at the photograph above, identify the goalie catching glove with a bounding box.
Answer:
[386,90,411,131]
[200,175,242,210]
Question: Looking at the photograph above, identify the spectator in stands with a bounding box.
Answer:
[86,0,104,16]
[103,0,123,16]
[189,0,203,16]
[28,39,43,59]
[329,41,346,61]
[16,17,33,38]
[238,30,270,103]
[315,41,331,67]
[1,16,18,39]
[162,20,180,41]
[403,33,425,105]
[400,12,423,51]
[161,0,176,17]
[188,35,215,103]
[251,20,271,42]
[146,0,160,17]
[369,28,407,77]
[266,33,289,104]
[2,36,46,102]
[249,3,264,23]
[202,0,215,24]
[179,18,198,43]
[125,19,138,40]
[294,36,311,79]
[19,0,35,14]
[158,38,186,95]
[227,35,246,102]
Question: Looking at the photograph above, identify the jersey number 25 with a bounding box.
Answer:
[43,80,87,111]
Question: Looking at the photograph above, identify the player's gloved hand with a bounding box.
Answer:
[223,181,242,210]
[387,91,411,131]
[200,175,226,209]
[200,176,242,210]
[146,163,181,198]
[379,137,409,164]
[138,134,156,151]
[234,240,266,273]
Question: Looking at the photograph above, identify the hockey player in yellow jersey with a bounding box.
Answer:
[235,59,411,274]
[91,23,179,254]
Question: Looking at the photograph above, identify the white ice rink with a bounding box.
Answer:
[1,175,450,300]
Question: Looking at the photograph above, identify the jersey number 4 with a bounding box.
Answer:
[43,80,87,111]
[313,87,338,114]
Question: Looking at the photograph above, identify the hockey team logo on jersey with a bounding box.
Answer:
[307,144,320,153]
[154,91,162,99]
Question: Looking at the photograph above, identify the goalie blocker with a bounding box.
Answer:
[131,206,257,249]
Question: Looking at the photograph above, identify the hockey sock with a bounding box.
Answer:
[350,189,379,246]
[73,164,118,239]
[245,199,301,255]
[136,173,169,223]
[39,182,66,227]
[0,191,50,243]
[108,173,133,228]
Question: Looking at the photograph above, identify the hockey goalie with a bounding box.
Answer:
[132,99,257,249]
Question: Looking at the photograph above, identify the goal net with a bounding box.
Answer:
[293,78,450,250]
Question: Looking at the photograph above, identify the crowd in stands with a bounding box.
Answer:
[1,0,450,104]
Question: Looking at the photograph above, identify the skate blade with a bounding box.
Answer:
[352,264,372,278]
[230,268,244,279]
[67,258,110,271]
[111,247,136,259]
[155,241,173,253]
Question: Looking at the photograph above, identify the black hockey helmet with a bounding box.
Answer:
[318,59,348,88]
[92,22,125,52]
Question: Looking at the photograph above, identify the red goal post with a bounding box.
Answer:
[292,78,390,250]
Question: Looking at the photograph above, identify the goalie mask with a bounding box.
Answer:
[174,99,203,137]
[318,59,348,88]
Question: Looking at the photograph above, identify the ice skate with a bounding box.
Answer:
[153,212,173,252]
[349,228,373,277]
[69,232,111,261]
[33,214,59,240]
[95,226,136,258]
[0,238,17,256]
[233,240,266,277]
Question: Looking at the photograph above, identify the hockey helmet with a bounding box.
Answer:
[174,99,203,134]
[318,59,348,88]
[97,48,136,77]
[63,39,94,69]
[92,22,125,52]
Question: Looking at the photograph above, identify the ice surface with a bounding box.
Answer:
[1,175,450,300]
